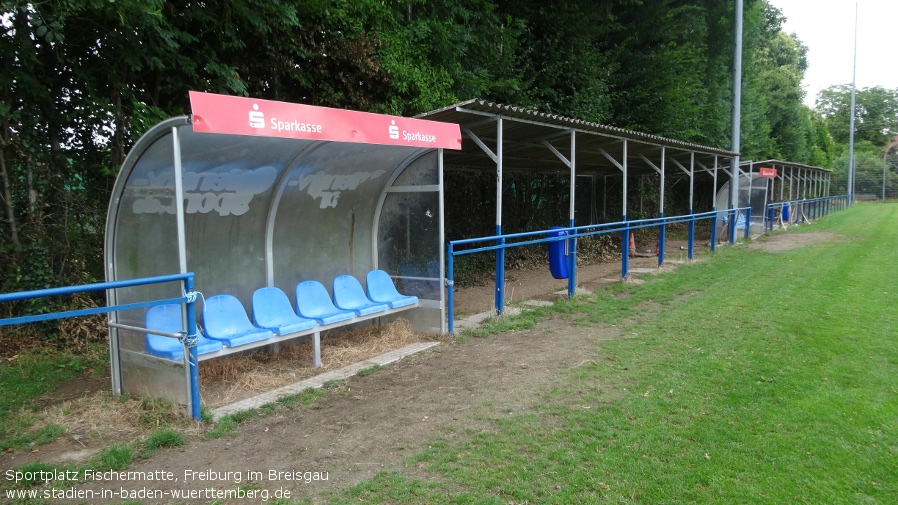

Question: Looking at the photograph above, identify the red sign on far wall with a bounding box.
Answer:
[189,91,462,150]
[759,167,777,178]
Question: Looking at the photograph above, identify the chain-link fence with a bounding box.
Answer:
[831,153,898,201]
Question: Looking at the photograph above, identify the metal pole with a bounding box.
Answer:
[729,0,744,242]
[495,118,505,315]
[658,147,666,267]
[711,156,718,252]
[438,149,447,334]
[848,2,858,206]
[688,152,695,260]
[447,243,455,334]
[621,140,629,278]
[172,127,199,420]
[568,130,577,297]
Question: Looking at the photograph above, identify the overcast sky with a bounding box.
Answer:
[770,0,897,107]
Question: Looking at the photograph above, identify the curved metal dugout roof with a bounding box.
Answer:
[417,99,738,176]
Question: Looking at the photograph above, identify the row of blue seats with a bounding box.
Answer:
[145,270,418,361]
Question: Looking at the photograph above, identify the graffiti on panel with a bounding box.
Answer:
[289,170,386,209]
[131,166,278,216]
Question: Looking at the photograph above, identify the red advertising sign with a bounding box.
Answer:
[189,91,462,150]
[759,167,777,178]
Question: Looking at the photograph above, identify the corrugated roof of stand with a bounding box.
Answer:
[417,99,738,176]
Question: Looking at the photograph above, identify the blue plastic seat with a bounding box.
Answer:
[366,270,419,309]
[252,287,317,335]
[202,295,274,347]
[333,275,390,316]
[145,304,222,361]
[295,281,356,325]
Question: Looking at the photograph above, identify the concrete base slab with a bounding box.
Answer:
[523,299,554,307]
[553,287,591,296]
[454,307,522,330]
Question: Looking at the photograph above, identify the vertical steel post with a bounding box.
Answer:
[438,149,447,334]
[495,118,504,315]
[711,155,718,252]
[184,275,201,421]
[688,152,695,260]
[621,140,629,278]
[658,147,666,267]
[172,127,199,421]
[848,2,858,206]
[729,0,744,245]
[568,130,577,297]
[447,243,455,334]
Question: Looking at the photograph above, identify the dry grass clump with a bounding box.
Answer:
[37,392,202,447]
[199,319,440,407]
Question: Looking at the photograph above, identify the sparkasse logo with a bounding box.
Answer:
[389,120,399,140]
[249,104,265,129]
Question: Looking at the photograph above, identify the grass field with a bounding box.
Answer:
[2,203,895,504]
[330,202,898,504]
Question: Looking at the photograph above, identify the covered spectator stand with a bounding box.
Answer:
[105,92,460,411]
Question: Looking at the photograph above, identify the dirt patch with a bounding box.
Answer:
[71,317,623,503]
[199,319,439,408]
[748,231,843,254]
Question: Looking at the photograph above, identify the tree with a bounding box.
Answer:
[816,85,898,154]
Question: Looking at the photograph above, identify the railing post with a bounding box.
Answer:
[621,219,630,278]
[710,210,718,252]
[183,274,201,421]
[728,208,737,244]
[495,233,505,316]
[567,222,577,298]
[447,243,455,334]
[658,214,666,267]
[744,208,752,239]
[688,210,695,260]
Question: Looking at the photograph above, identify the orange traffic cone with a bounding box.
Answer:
[628,232,636,257]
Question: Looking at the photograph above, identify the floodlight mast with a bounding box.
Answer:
[730,0,743,221]
[848,2,858,205]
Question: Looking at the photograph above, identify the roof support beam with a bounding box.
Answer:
[640,154,662,175]
[595,145,625,172]
[543,138,572,169]
[463,127,498,164]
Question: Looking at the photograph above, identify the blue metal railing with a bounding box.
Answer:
[447,207,755,333]
[764,195,848,232]
[0,273,203,420]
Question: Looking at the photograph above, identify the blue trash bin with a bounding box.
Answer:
[548,226,569,279]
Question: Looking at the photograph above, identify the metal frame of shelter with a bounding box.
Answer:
[419,100,742,313]
[747,159,832,204]
[102,93,461,413]
[418,102,836,320]
[714,159,833,233]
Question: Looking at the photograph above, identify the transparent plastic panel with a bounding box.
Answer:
[270,143,423,299]
[714,174,769,234]
[377,190,441,300]
[176,128,303,308]
[112,132,184,394]
[391,151,439,186]
[113,133,181,310]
